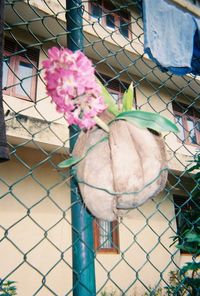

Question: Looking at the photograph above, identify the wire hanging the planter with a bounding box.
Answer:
[43,48,179,221]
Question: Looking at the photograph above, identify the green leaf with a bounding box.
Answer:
[115,110,179,133]
[58,136,108,168]
[176,244,200,255]
[97,79,119,116]
[187,164,200,173]
[180,262,200,274]
[185,232,200,244]
[58,157,83,168]
[122,82,134,111]
[195,172,200,180]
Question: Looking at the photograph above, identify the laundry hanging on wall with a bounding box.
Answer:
[143,0,200,76]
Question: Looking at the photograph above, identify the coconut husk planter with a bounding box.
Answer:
[72,113,168,221]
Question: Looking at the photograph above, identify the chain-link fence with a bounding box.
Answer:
[0,0,200,295]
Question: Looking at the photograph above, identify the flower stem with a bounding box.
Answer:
[94,115,109,133]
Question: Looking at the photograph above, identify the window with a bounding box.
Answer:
[173,102,200,145]
[93,219,119,253]
[90,0,131,38]
[173,194,199,254]
[91,2,102,19]
[187,0,200,6]
[3,39,39,101]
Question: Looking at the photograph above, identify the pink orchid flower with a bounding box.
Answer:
[43,47,107,129]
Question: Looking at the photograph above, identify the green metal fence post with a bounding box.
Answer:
[66,1,96,295]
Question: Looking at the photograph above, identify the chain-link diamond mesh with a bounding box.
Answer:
[0,0,199,295]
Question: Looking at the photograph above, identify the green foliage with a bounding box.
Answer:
[173,152,200,256]
[99,80,179,134]
[122,82,134,112]
[98,79,119,116]
[115,110,179,133]
[0,280,17,296]
[176,231,200,255]
[167,152,200,295]
[165,268,200,296]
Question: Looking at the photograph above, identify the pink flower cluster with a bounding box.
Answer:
[43,47,106,129]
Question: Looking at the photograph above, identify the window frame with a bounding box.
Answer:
[173,103,200,146]
[107,87,123,110]
[12,55,37,101]
[3,50,14,96]
[89,0,131,39]
[93,219,119,254]
[3,40,38,102]
[90,1,102,20]
[119,16,131,38]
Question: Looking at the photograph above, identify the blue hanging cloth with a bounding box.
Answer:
[143,0,200,76]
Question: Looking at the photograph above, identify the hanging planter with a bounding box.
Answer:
[72,116,168,221]
[43,47,179,221]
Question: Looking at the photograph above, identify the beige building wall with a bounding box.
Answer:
[0,148,72,296]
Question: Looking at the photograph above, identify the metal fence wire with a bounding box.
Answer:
[0,0,200,295]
